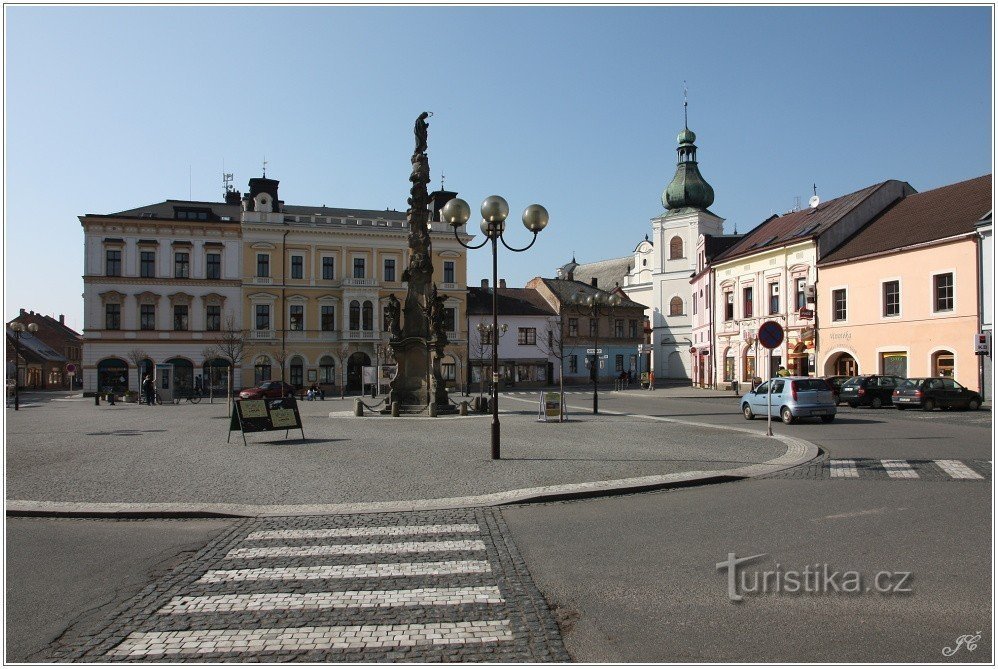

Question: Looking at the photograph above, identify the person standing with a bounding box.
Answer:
[648,370,655,391]
[142,375,155,406]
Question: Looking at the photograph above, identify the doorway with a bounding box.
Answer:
[347,351,371,391]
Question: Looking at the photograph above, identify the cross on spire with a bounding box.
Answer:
[441,174,446,190]
[262,157,268,178]
[683,80,688,129]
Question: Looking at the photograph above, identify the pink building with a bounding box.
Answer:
[817,174,991,390]
[690,233,743,387]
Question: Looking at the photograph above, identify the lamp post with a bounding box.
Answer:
[442,195,548,460]
[9,322,39,411]
[476,321,507,401]
[570,290,621,415]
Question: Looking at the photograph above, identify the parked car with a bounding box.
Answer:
[238,381,296,400]
[822,375,853,405]
[838,375,905,408]
[741,377,837,424]
[893,377,983,411]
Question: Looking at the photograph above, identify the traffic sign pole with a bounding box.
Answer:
[757,321,785,437]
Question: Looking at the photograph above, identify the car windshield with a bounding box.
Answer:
[843,377,861,385]
[793,379,830,391]
[898,379,923,389]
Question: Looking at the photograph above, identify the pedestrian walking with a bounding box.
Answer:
[142,375,155,406]
[648,370,655,390]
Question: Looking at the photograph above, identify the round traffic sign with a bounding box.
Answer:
[758,320,785,349]
[66,363,76,372]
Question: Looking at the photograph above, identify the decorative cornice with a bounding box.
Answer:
[83,276,241,287]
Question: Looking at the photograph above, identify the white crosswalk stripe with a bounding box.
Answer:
[828,459,859,478]
[199,559,492,583]
[881,459,919,479]
[934,459,984,479]
[225,540,486,559]
[245,524,480,541]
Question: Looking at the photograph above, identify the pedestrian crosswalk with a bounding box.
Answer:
[827,458,987,480]
[90,511,567,662]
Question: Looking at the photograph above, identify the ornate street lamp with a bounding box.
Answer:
[570,290,621,414]
[9,322,39,411]
[442,195,548,459]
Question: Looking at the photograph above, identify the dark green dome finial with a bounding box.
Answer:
[661,100,714,212]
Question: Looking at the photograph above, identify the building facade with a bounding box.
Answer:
[817,175,991,391]
[8,309,82,388]
[689,233,743,387]
[977,210,993,400]
[709,180,915,391]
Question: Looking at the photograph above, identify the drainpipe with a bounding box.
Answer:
[709,267,716,388]
[281,229,289,383]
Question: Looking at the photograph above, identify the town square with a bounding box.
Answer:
[4,4,994,664]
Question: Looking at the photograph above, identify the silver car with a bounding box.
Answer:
[740,376,837,424]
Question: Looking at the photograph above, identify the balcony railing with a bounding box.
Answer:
[345,330,378,340]
[252,329,276,339]
[342,277,379,287]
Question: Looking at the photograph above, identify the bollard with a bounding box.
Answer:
[428,402,437,417]
[459,401,468,416]
[391,401,399,417]
[108,393,115,406]
[94,393,100,406]
[354,398,363,416]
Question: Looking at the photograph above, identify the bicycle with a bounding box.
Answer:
[173,388,202,404]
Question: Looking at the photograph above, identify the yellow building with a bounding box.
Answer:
[237,177,470,392]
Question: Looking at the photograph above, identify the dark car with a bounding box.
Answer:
[893,377,983,411]
[822,375,853,405]
[238,381,296,400]
[838,375,904,408]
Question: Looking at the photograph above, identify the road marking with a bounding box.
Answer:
[828,459,859,478]
[109,619,513,657]
[934,459,984,480]
[245,524,480,541]
[159,586,504,614]
[199,560,492,583]
[225,540,486,559]
[881,459,919,479]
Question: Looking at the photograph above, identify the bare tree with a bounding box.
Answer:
[336,343,350,399]
[273,347,289,385]
[537,317,575,421]
[216,316,246,416]
[200,345,219,403]
[126,348,149,400]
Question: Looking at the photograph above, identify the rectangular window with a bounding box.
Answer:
[256,304,270,330]
[140,304,155,330]
[105,249,121,276]
[769,282,779,314]
[290,255,303,280]
[206,253,221,280]
[205,305,221,331]
[321,305,335,331]
[569,355,578,374]
[173,304,189,331]
[518,327,537,345]
[105,303,120,330]
[174,252,190,279]
[322,257,335,280]
[256,254,269,278]
[724,292,734,321]
[443,307,456,332]
[568,318,578,337]
[289,305,304,331]
[796,278,807,309]
[629,320,638,338]
[140,251,155,278]
[934,273,954,312]
[443,261,455,284]
[742,286,753,318]
[353,257,366,279]
[384,258,396,282]
[832,289,847,321]
[589,319,598,337]
[880,352,908,378]
[883,280,900,317]
[441,363,456,381]
[614,319,624,338]
[615,354,624,372]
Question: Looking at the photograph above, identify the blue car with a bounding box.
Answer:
[740,376,837,424]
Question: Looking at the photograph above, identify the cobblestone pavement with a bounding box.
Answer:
[760,453,991,481]
[45,508,569,662]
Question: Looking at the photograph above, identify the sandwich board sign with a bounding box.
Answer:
[228,397,305,446]
[537,391,563,422]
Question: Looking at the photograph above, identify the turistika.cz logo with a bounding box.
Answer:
[716,552,913,602]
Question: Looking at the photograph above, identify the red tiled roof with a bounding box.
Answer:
[714,181,895,263]
[819,174,992,265]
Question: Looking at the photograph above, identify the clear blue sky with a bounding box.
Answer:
[5,6,993,331]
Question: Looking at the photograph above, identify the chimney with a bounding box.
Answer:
[225,189,242,205]
[59,314,65,325]
[19,308,25,316]
[499,279,506,289]
[481,279,489,289]
[590,278,598,288]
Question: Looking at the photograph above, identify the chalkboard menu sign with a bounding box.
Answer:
[228,397,305,445]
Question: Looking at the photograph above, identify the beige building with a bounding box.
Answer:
[238,177,470,392]
[817,174,991,390]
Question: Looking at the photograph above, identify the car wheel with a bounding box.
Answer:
[820,415,835,423]
[742,404,755,420]
[781,407,795,424]
[968,399,981,411]
[871,397,883,409]
[922,399,935,411]
[848,402,859,408]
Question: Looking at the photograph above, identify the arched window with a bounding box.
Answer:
[97,358,129,393]
[932,350,955,378]
[723,348,735,382]
[362,301,373,331]
[669,236,684,259]
[669,296,683,316]
[254,355,272,385]
[289,355,304,388]
[349,300,360,331]
[319,355,335,384]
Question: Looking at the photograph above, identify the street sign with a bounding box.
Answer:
[66,363,76,373]
[586,348,603,354]
[758,320,784,349]
[798,307,814,319]
[975,332,991,355]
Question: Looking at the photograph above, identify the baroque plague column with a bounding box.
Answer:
[386,112,450,411]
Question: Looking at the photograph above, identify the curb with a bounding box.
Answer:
[7,401,820,519]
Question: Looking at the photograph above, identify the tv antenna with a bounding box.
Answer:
[223,172,234,193]
[809,184,820,208]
